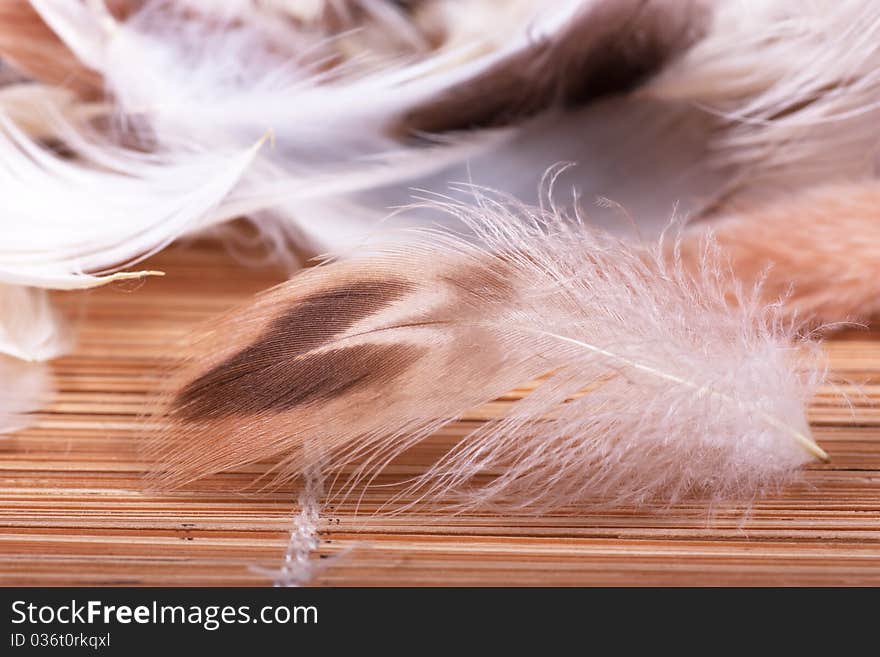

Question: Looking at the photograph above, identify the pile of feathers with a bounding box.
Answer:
[2,0,879,512]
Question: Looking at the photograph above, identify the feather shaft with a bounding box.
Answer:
[535,329,828,462]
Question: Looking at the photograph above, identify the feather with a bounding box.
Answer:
[644,0,880,210]
[681,181,880,324]
[0,111,262,289]
[19,0,502,253]
[370,96,728,236]
[159,0,437,61]
[13,0,879,279]
[26,0,513,156]
[147,191,828,512]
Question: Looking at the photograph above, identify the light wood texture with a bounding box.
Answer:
[1,242,878,586]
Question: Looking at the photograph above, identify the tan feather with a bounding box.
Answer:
[683,182,880,324]
[147,193,827,512]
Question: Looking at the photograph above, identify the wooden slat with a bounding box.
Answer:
[1,242,878,586]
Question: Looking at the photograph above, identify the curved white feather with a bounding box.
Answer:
[0,113,261,289]
[29,0,539,163]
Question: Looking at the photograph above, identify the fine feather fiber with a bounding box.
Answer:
[147,192,828,512]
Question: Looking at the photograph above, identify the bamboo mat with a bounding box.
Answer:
[1,241,879,586]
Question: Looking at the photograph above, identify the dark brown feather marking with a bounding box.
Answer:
[263,278,414,355]
[395,0,710,135]
[174,278,415,418]
[175,344,425,419]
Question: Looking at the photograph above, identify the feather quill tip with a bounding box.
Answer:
[105,270,165,282]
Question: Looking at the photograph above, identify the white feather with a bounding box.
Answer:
[0,112,261,289]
